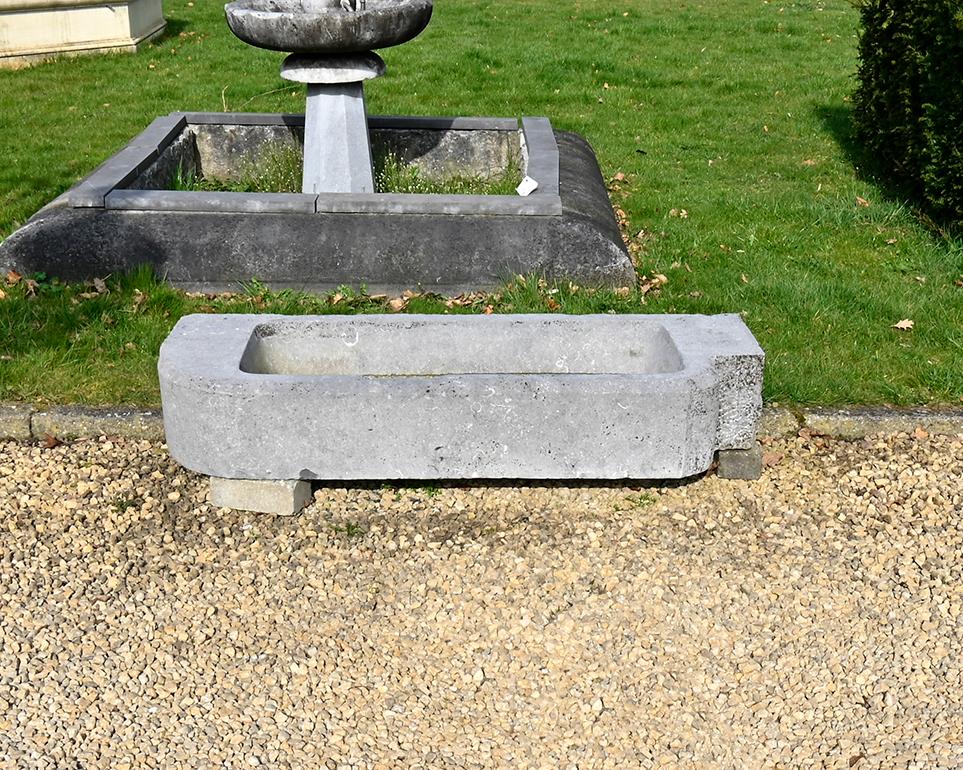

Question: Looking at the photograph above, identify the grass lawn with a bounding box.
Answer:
[0,0,961,408]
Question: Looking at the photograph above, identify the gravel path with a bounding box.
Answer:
[1,430,962,769]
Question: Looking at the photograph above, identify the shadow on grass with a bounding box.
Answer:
[152,18,191,45]
[815,102,959,239]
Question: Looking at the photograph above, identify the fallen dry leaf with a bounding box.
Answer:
[132,289,147,311]
[329,292,344,305]
[611,171,625,182]
[545,297,560,311]
[638,274,668,299]
[614,286,632,298]
[886,238,898,245]
[856,195,871,208]
[483,305,494,315]
[801,159,817,167]
[23,279,38,297]
[669,208,689,219]
[388,297,406,312]
[5,270,21,286]
[0,288,6,300]
[740,273,749,284]
[762,451,784,467]
[92,277,108,294]
[912,427,929,440]
[891,318,914,331]
[43,434,62,449]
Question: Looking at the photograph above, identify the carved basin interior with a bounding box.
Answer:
[238,317,686,376]
[224,0,433,54]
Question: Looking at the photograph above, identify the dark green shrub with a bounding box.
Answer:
[852,0,963,229]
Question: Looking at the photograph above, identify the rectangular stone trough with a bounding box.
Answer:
[159,314,764,497]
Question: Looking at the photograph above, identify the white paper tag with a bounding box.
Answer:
[516,176,539,196]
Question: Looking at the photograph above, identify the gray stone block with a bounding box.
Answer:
[0,403,33,441]
[159,313,764,481]
[32,406,164,441]
[521,117,560,195]
[183,111,305,126]
[312,192,559,216]
[128,113,188,153]
[209,476,313,515]
[106,190,318,214]
[802,406,963,439]
[69,146,160,207]
[758,406,801,439]
[369,115,519,131]
[716,443,764,480]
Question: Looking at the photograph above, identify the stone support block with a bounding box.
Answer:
[209,477,313,515]
[716,443,764,480]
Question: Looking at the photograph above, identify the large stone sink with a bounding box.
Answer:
[224,0,433,54]
[159,313,764,485]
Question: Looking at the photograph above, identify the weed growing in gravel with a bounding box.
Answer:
[330,522,368,538]
[111,495,143,513]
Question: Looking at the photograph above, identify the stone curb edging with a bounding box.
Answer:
[1,403,961,444]
[1,404,165,443]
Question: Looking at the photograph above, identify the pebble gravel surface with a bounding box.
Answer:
[1,430,962,769]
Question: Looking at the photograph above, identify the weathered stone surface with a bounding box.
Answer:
[159,313,764,480]
[0,113,635,292]
[300,81,375,193]
[209,476,312,515]
[0,402,33,441]
[802,406,963,439]
[758,405,800,438]
[0,0,165,68]
[716,443,764,480]
[32,406,164,442]
[225,0,433,54]
[280,51,385,83]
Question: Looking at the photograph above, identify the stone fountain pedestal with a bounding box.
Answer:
[224,0,433,194]
[280,52,385,194]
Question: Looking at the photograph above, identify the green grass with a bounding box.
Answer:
[1,0,961,407]
[170,146,520,195]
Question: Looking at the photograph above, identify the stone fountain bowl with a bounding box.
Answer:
[225,0,433,54]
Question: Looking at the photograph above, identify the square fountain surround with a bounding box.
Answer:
[0,111,635,293]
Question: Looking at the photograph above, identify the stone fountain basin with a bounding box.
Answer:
[225,0,433,54]
[0,112,635,293]
[158,313,764,481]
